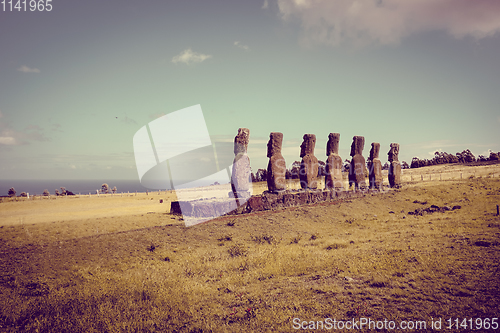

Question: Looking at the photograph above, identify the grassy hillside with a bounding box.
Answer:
[0,166,499,332]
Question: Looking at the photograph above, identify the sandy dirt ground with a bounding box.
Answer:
[0,192,177,226]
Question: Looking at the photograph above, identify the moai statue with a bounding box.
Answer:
[231,128,251,201]
[368,142,383,189]
[266,132,287,193]
[349,136,367,189]
[325,133,343,190]
[299,134,319,189]
[388,143,401,188]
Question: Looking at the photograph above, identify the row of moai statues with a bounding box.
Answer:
[230,128,401,197]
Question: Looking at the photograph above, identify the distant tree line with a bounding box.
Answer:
[55,187,75,196]
[6,186,75,197]
[100,183,117,194]
[5,184,120,197]
[410,149,500,169]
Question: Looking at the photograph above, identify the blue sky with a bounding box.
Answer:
[1,0,499,181]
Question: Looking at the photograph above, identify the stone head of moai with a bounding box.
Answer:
[369,142,380,160]
[300,134,316,158]
[267,132,283,158]
[234,128,250,155]
[350,136,365,156]
[388,143,400,162]
[326,133,340,156]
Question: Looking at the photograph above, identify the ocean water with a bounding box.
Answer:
[0,179,156,196]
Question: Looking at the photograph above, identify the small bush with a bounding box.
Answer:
[218,235,232,242]
[251,235,275,244]
[228,244,246,257]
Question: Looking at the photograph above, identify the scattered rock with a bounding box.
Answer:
[452,205,461,210]
[454,290,473,297]
[474,241,491,247]
[370,281,387,288]
[408,205,458,215]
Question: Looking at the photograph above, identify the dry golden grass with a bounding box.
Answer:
[1,164,499,332]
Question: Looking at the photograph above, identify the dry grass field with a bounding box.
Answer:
[1,163,499,332]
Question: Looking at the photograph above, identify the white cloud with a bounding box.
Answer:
[234,41,250,50]
[172,49,212,65]
[0,136,17,145]
[0,122,49,146]
[277,0,500,47]
[17,65,40,73]
[262,0,269,9]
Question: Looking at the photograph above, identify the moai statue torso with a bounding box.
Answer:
[349,136,367,189]
[325,133,343,190]
[299,134,319,189]
[231,128,251,200]
[266,132,287,193]
[368,142,383,189]
[388,143,401,188]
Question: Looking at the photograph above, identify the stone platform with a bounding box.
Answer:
[170,187,389,219]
